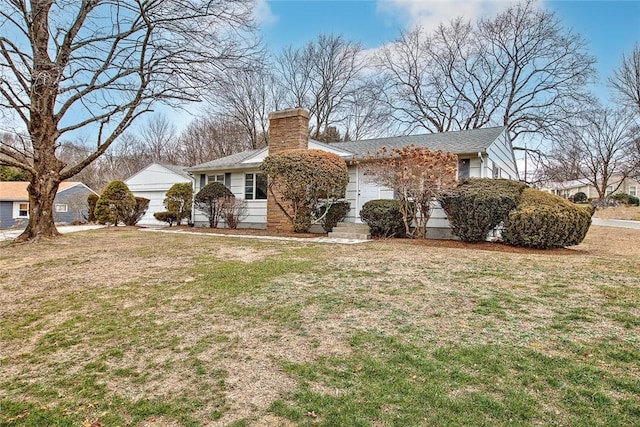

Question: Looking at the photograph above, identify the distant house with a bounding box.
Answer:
[0,181,97,229]
[543,176,639,200]
[125,163,192,226]
[186,108,519,237]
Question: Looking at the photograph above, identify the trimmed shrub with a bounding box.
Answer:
[124,197,150,226]
[87,193,99,223]
[164,183,193,225]
[154,211,177,226]
[315,201,350,232]
[610,193,640,206]
[439,178,527,242]
[194,182,234,228]
[573,192,588,204]
[360,199,407,238]
[95,180,136,226]
[503,188,592,249]
[262,149,349,233]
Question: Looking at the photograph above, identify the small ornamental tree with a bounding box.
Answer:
[194,182,234,228]
[87,193,99,223]
[261,149,349,233]
[124,197,150,226]
[94,181,136,226]
[164,183,193,225]
[363,146,458,239]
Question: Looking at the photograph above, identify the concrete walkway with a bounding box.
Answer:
[140,227,373,245]
[0,225,105,241]
[592,218,640,230]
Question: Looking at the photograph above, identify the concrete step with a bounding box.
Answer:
[329,222,371,240]
[333,222,370,231]
[327,231,371,240]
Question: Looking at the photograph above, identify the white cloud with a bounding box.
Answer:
[376,0,522,31]
[254,0,278,27]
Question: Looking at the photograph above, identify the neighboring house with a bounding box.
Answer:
[0,181,97,229]
[125,163,192,226]
[543,176,639,199]
[187,108,519,237]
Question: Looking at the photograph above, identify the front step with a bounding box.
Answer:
[328,222,371,240]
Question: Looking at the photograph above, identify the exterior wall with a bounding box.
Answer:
[0,201,24,229]
[193,169,267,229]
[485,130,519,180]
[53,185,93,224]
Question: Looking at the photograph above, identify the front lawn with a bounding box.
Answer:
[1,226,638,426]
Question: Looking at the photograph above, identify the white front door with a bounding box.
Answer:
[356,166,380,223]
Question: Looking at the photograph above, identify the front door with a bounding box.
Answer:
[356,166,380,223]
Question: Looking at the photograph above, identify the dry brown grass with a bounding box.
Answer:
[1,225,638,426]
[594,205,640,220]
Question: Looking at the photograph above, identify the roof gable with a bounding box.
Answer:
[125,162,191,185]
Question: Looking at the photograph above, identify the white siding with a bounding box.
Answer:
[486,130,519,180]
[193,169,267,228]
[125,164,191,226]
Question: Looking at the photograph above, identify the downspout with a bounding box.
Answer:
[478,152,484,178]
[187,172,196,226]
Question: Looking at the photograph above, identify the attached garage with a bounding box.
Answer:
[125,163,192,226]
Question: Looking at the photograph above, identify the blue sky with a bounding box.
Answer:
[259,0,640,101]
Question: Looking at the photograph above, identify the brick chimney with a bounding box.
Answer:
[268,108,310,154]
[266,108,310,231]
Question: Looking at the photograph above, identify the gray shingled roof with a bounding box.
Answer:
[186,127,506,171]
[187,148,265,172]
[160,163,191,179]
[334,126,506,158]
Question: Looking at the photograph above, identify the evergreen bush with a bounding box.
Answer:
[87,193,99,223]
[154,211,177,226]
[95,181,136,226]
[360,199,407,238]
[124,197,150,226]
[315,201,350,232]
[194,182,234,228]
[503,189,592,249]
[610,193,640,206]
[439,178,527,242]
[573,192,588,203]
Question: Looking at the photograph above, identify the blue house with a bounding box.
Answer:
[0,181,98,229]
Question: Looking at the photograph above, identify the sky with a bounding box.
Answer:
[258,0,640,101]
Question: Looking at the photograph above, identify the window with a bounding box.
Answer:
[245,173,267,200]
[208,174,225,184]
[630,186,637,197]
[458,159,470,179]
[55,203,68,213]
[13,202,29,218]
[208,173,231,188]
[606,186,613,196]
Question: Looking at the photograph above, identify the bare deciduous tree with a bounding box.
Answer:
[178,115,252,166]
[0,0,257,241]
[377,0,596,141]
[610,44,640,117]
[546,108,638,200]
[276,34,366,141]
[207,64,283,148]
[137,114,180,165]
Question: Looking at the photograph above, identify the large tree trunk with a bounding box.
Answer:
[16,173,62,242]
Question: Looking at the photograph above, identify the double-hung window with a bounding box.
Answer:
[245,173,267,200]
[14,202,29,218]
